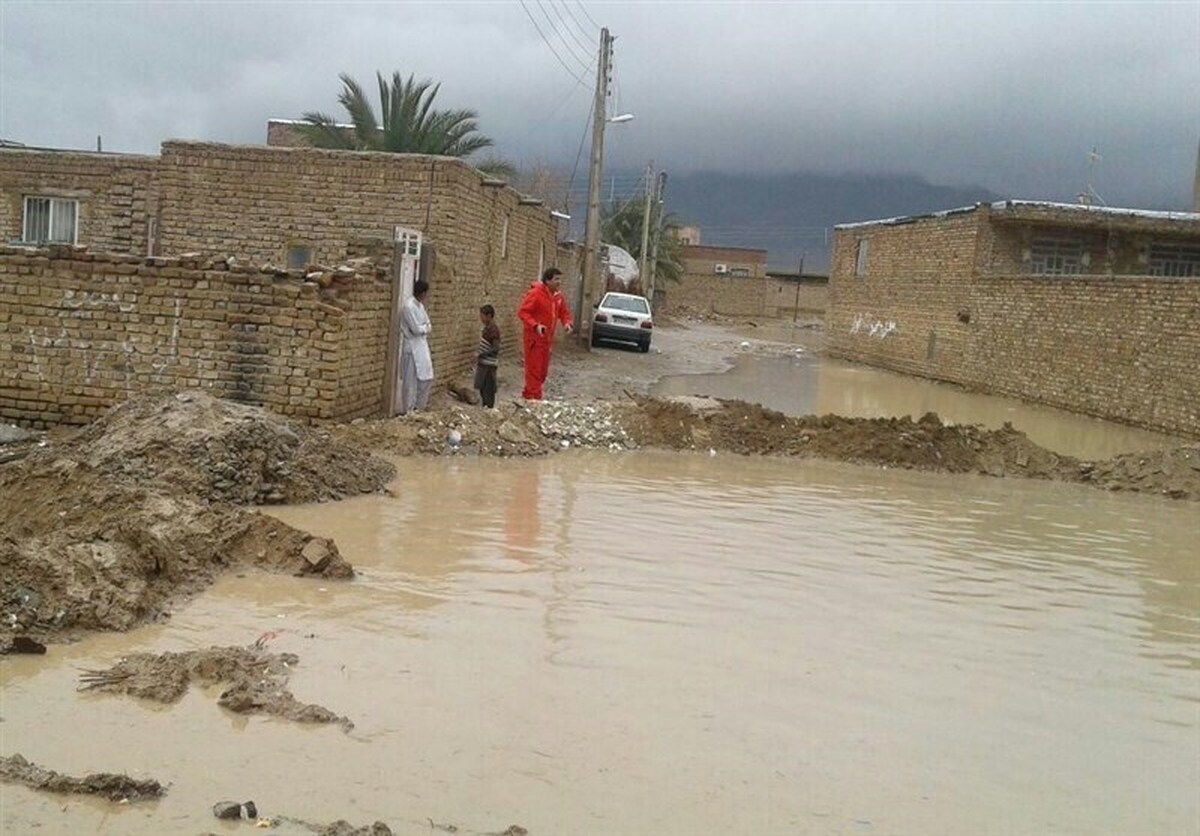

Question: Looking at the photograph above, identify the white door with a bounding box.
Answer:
[386,227,423,416]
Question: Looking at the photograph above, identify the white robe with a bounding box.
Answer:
[400,296,433,381]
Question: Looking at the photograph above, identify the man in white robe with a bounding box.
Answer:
[399,279,433,414]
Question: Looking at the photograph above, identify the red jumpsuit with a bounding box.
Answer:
[517,281,574,400]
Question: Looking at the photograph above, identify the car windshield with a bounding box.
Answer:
[602,295,650,314]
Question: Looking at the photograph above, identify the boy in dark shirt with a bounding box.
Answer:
[474,304,501,408]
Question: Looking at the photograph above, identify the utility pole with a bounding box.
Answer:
[646,171,667,305]
[637,161,654,294]
[577,26,612,346]
[792,252,806,325]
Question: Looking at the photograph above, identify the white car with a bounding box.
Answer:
[591,292,653,352]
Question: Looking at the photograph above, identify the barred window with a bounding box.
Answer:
[23,196,78,244]
[1147,242,1200,278]
[1030,237,1084,275]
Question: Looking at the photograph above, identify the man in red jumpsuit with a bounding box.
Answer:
[517,267,574,400]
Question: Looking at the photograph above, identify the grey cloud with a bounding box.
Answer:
[2,0,1196,208]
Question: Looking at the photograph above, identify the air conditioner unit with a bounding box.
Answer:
[714,264,729,274]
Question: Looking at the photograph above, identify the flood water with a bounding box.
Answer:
[652,327,1184,460]
[3,452,1197,835]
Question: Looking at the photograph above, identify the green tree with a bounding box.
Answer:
[601,195,685,285]
[298,71,515,179]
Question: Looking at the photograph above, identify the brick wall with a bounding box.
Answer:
[154,142,558,386]
[826,208,1200,437]
[968,275,1200,436]
[666,274,828,319]
[0,142,566,418]
[0,149,157,254]
[0,246,391,427]
[681,245,768,278]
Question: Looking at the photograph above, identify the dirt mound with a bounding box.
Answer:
[63,391,395,505]
[0,394,369,645]
[619,396,1198,500]
[1080,444,1200,500]
[78,646,352,730]
[0,754,165,802]
[622,396,1072,476]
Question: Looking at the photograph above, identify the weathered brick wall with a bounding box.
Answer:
[664,274,827,318]
[762,278,828,318]
[680,245,768,278]
[0,149,157,254]
[827,212,983,381]
[665,273,769,316]
[154,142,557,387]
[826,209,1200,436]
[0,246,390,427]
[968,275,1200,435]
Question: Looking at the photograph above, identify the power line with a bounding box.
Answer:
[573,0,602,31]
[546,0,596,62]
[554,0,599,46]
[564,106,594,211]
[535,0,593,74]
[519,0,588,86]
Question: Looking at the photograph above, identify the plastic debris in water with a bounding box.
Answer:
[448,429,463,448]
[739,341,751,348]
[560,440,570,449]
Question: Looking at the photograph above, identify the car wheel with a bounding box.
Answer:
[590,331,599,348]
[639,338,651,353]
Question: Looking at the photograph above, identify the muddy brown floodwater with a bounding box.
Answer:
[652,327,1184,461]
[3,451,1196,834]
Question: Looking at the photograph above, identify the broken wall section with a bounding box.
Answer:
[0,246,390,427]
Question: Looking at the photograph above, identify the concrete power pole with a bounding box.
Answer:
[646,171,668,305]
[578,27,612,347]
[638,161,654,293]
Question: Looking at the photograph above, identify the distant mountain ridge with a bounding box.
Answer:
[662,171,1002,271]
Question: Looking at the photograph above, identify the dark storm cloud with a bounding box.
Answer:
[2,1,1197,207]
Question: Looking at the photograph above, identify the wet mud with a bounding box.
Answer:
[0,392,389,647]
[78,645,352,730]
[0,753,165,802]
[337,394,1200,500]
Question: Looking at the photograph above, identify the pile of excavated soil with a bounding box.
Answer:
[335,395,1197,501]
[78,646,352,730]
[619,396,1199,500]
[1079,444,1200,500]
[66,391,395,505]
[0,392,392,645]
[0,754,165,802]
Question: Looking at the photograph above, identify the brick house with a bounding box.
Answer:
[827,201,1200,436]
[0,141,568,426]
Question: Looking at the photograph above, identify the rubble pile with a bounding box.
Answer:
[523,400,636,450]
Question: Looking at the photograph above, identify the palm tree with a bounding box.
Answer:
[298,71,515,179]
[601,195,685,286]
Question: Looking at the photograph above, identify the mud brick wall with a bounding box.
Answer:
[0,246,391,427]
[826,212,982,381]
[967,275,1200,437]
[762,279,828,318]
[826,210,1200,437]
[666,274,828,319]
[0,149,157,254]
[154,142,559,387]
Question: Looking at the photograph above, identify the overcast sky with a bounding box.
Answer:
[3,1,1198,208]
